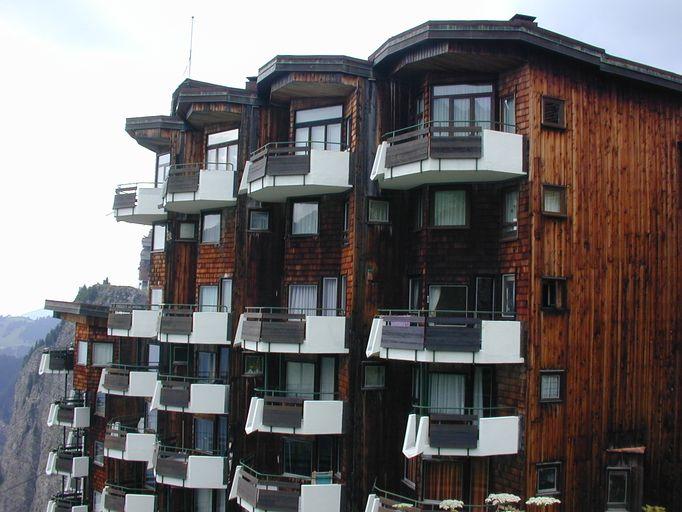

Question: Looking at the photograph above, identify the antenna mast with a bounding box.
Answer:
[188,16,195,78]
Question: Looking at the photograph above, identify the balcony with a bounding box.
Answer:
[103,485,156,512]
[154,445,228,489]
[47,398,90,428]
[104,422,156,463]
[240,142,351,202]
[402,407,520,458]
[112,183,165,225]
[365,487,476,512]
[47,492,88,512]
[98,366,158,397]
[245,390,345,436]
[230,464,343,512]
[108,305,160,338]
[46,446,89,478]
[235,308,348,354]
[39,348,74,375]
[366,311,523,364]
[150,375,229,415]
[158,305,232,345]
[163,163,238,213]
[371,122,524,189]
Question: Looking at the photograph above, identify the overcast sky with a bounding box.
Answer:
[0,0,679,316]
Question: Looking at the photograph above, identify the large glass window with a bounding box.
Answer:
[199,285,219,313]
[152,224,166,252]
[322,278,338,316]
[150,288,163,310]
[202,213,221,243]
[501,96,516,133]
[283,438,313,477]
[433,190,467,227]
[206,129,238,171]
[432,84,493,131]
[194,489,213,512]
[197,351,216,380]
[220,278,232,312]
[286,361,315,399]
[292,202,319,235]
[295,105,343,151]
[288,284,318,313]
[428,373,466,414]
[156,153,170,187]
[92,343,113,366]
[429,285,468,314]
[503,188,519,238]
[194,417,214,452]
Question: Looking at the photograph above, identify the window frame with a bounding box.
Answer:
[155,153,171,187]
[77,340,88,366]
[291,201,320,236]
[248,209,270,232]
[362,362,386,390]
[178,222,197,241]
[501,187,519,240]
[542,184,568,218]
[541,276,568,312]
[151,223,166,252]
[606,467,630,509]
[367,198,390,224]
[430,189,469,228]
[243,354,264,377]
[431,82,495,130]
[205,129,239,172]
[95,392,106,417]
[91,342,113,367]
[94,440,104,467]
[500,95,516,133]
[536,461,562,495]
[201,211,222,244]
[541,95,566,130]
[501,273,516,318]
[539,369,565,403]
[294,105,344,151]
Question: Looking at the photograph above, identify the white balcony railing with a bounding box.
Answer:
[108,306,160,338]
[163,163,238,213]
[103,485,156,512]
[98,366,158,397]
[158,305,232,345]
[245,394,345,435]
[47,493,88,512]
[104,424,156,463]
[150,377,229,415]
[154,446,228,489]
[38,349,74,375]
[234,308,348,354]
[112,183,166,225]
[46,448,89,478]
[47,400,90,429]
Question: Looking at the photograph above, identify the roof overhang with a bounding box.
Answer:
[172,78,259,127]
[45,299,110,324]
[125,115,184,153]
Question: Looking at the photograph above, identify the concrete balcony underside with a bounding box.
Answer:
[230,465,342,512]
[366,316,523,364]
[245,396,345,435]
[235,313,348,354]
[402,413,520,458]
[371,129,524,189]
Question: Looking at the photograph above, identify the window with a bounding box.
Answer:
[93,490,103,512]
[428,372,466,414]
[502,188,519,239]
[542,184,567,217]
[432,84,493,131]
[179,222,196,240]
[92,342,113,366]
[146,403,158,432]
[220,278,232,312]
[150,288,163,310]
[218,347,229,381]
[94,440,104,466]
[155,153,170,187]
[344,116,352,149]
[295,105,343,151]
[77,341,88,365]
[403,457,417,489]
[289,284,318,313]
[292,202,319,235]
[368,199,389,223]
[283,438,313,477]
[541,96,566,129]
[201,213,221,243]
[286,361,315,399]
[607,468,629,509]
[409,278,421,312]
[249,210,269,231]
[194,489,213,512]
[501,274,516,317]
[415,95,424,128]
[343,201,349,232]
[243,354,264,377]
[339,275,347,314]
[429,285,468,315]
[95,392,106,416]
[322,278,338,316]
[501,96,516,133]
[197,351,216,380]
[206,129,238,171]
[475,276,495,319]
[433,190,467,227]
[541,277,568,311]
[148,344,160,368]
[194,417,214,452]
[362,363,386,390]
[537,462,561,494]
[413,193,423,230]
[540,371,563,402]
[152,224,166,251]
[199,285,219,313]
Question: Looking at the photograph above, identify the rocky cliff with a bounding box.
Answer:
[0,283,145,512]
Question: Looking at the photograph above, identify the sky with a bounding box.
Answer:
[0,0,679,316]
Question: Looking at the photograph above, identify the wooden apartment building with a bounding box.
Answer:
[40,13,681,512]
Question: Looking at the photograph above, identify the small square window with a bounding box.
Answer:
[95,392,106,416]
[607,468,629,508]
[94,440,104,466]
[179,222,196,240]
[202,213,221,243]
[541,96,566,129]
[292,202,319,235]
[368,199,389,223]
[243,355,264,377]
[537,462,561,494]
[541,277,568,311]
[152,224,166,251]
[502,188,519,239]
[77,341,88,366]
[433,190,467,227]
[540,371,563,402]
[249,210,269,231]
[362,363,386,390]
[92,342,113,367]
[542,185,567,217]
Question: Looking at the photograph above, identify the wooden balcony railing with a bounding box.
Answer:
[158,304,232,336]
[50,492,85,511]
[247,142,314,184]
[54,397,86,424]
[43,348,74,371]
[112,182,156,210]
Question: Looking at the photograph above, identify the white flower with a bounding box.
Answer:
[485,493,522,506]
[526,496,561,507]
[392,504,412,510]
[439,499,465,510]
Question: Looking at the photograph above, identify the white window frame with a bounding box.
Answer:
[606,467,630,509]
[368,199,389,224]
[94,440,104,466]
[152,224,166,252]
[77,341,88,366]
[501,274,516,317]
[91,342,113,367]
[201,212,221,244]
[537,463,560,495]
[292,202,319,235]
